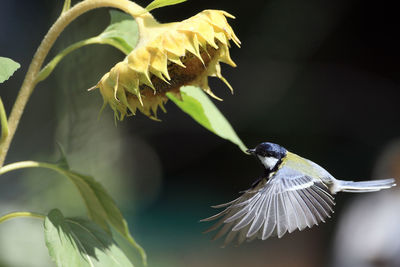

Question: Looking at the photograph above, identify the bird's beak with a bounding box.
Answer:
[246,148,256,155]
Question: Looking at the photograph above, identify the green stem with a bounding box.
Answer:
[0,211,45,224]
[35,36,129,84]
[0,98,8,146]
[62,0,71,14]
[0,161,59,176]
[99,38,132,55]
[0,0,153,167]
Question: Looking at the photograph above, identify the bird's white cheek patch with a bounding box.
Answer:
[258,156,279,169]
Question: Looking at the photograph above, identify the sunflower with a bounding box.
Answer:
[95,9,240,120]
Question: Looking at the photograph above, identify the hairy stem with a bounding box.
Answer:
[0,211,45,224]
[0,0,152,166]
[0,98,8,145]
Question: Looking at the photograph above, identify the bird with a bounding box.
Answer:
[201,142,396,246]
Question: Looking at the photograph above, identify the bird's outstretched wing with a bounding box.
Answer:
[201,167,335,246]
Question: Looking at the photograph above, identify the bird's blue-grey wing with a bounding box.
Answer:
[201,167,335,246]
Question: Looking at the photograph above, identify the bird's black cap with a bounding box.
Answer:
[248,142,287,159]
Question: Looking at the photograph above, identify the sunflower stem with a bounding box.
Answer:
[0,98,8,146]
[0,211,45,224]
[0,0,154,167]
[0,160,58,176]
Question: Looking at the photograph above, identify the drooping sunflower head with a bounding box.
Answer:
[95,9,240,120]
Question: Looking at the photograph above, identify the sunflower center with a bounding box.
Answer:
[138,44,218,95]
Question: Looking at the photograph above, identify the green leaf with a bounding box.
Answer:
[167,86,248,153]
[44,209,133,267]
[0,159,146,265]
[35,10,138,83]
[145,0,187,12]
[64,170,123,233]
[0,57,20,83]
[110,226,144,266]
[97,10,139,55]
[53,156,147,265]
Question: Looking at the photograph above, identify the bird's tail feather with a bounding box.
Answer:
[337,178,396,193]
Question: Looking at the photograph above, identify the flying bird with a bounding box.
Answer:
[201,142,396,246]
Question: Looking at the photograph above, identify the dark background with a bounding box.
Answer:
[1,0,399,266]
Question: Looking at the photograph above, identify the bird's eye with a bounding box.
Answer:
[266,152,276,158]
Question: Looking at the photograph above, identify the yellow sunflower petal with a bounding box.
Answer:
[96,9,240,120]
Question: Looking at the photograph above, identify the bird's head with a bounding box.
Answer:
[247,142,287,170]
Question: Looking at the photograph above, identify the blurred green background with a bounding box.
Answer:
[1,0,400,266]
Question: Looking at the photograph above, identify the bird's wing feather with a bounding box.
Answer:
[201,166,335,246]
